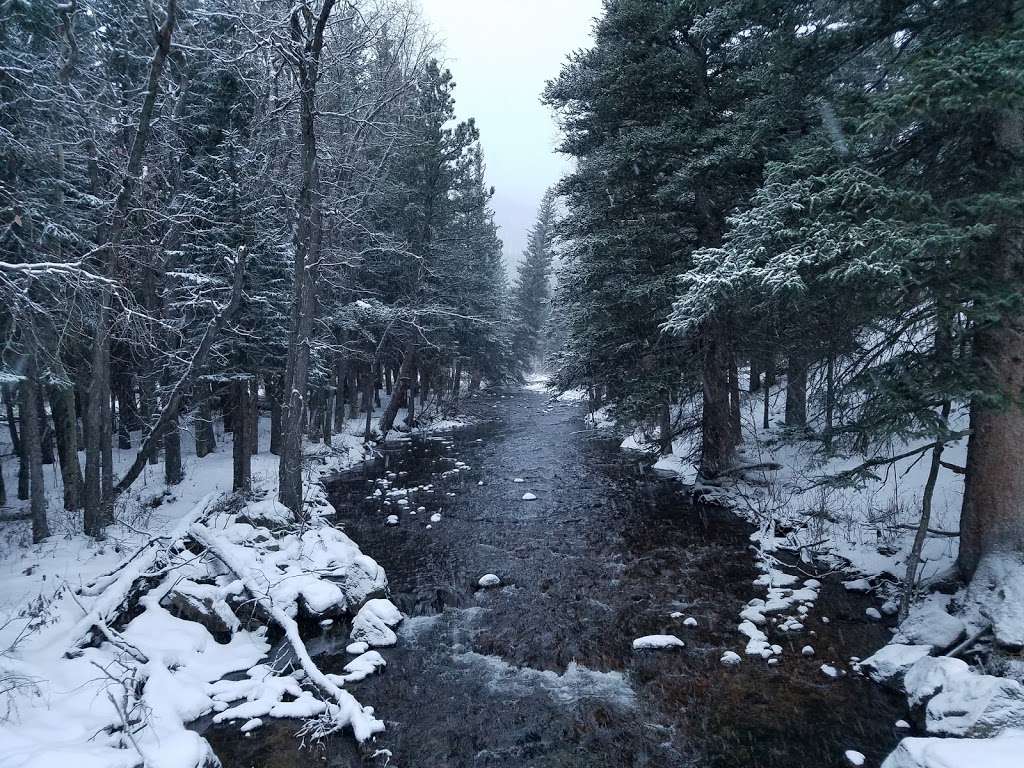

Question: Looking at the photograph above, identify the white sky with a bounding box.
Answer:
[418,0,601,270]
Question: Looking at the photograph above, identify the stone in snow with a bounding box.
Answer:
[385,514,399,525]
[416,506,426,513]
[319,618,334,627]
[670,611,684,619]
[478,573,501,588]
[633,634,684,650]
[843,578,873,593]
[881,599,899,616]
[430,513,442,523]
[844,750,865,766]
[346,641,369,655]
[513,478,525,483]
[721,651,742,666]
[522,493,538,501]
[240,718,263,733]
[866,607,883,620]
[821,664,843,679]
[802,645,815,657]
[859,644,933,688]
[895,720,911,729]
[683,617,698,627]
[350,598,403,648]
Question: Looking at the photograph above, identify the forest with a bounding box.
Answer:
[1,1,1022,767]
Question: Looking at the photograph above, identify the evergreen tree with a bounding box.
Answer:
[511,189,558,376]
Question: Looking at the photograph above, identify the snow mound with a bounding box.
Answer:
[881,729,1024,768]
[522,492,538,501]
[632,634,684,650]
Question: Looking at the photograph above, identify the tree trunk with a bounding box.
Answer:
[195,381,216,458]
[363,366,375,442]
[749,356,761,393]
[764,353,776,388]
[115,373,132,450]
[334,355,348,432]
[49,385,82,511]
[139,376,159,465]
[700,325,732,477]
[21,363,49,542]
[232,379,251,494]
[405,365,417,427]
[728,353,742,447]
[3,384,20,455]
[784,355,807,429]
[469,366,481,392]
[270,376,283,456]
[250,377,259,455]
[452,359,463,402]
[824,352,836,453]
[419,366,429,406]
[380,344,415,436]
[164,409,182,486]
[959,109,1024,578]
[658,394,673,455]
[37,383,55,465]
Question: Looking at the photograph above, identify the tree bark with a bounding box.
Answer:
[784,355,808,429]
[749,356,761,393]
[270,375,283,456]
[3,384,20,455]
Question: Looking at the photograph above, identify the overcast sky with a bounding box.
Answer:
[418,0,601,271]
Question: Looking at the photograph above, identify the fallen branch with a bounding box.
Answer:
[190,522,385,742]
[945,624,992,659]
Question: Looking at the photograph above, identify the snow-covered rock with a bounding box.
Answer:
[966,554,1024,650]
[802,645,815,657]
[866,607,883,620]
[385,514,399,525]
[339,651,386,683]
[859,644,933,688]
[522,493,538,501]
[894,603,966,651]
[881,730,1024,768]
[918,668,1024,737]
[683,617,698,627]
[821,664,844,678]
[478,573,501,588]
[844,749,866,766]
[350,599,403,648]
[632,634,684,650]
[346,641,369,655]
[721,651,742,666]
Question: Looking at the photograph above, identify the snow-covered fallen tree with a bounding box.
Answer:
[1,484,395,768]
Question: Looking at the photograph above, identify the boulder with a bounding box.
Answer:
[859,644,933,689]
[904,656,1024,737]
[894,603,966,651]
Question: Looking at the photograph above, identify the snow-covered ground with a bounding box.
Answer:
[0,401,468,768]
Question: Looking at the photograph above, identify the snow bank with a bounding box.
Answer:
[882,730,1024,768]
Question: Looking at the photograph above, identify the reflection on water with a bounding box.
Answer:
[203,389,903,768]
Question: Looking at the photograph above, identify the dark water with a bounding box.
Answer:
[205,388,903,768]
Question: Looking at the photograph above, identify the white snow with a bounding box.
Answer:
[632,634,684,650]
[881,730,1024,768]
[522,492,538,501]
